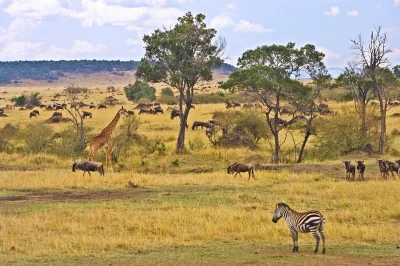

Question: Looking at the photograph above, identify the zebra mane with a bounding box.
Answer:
[278,202,291,209]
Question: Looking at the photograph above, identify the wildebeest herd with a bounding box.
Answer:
[342,159,399,180]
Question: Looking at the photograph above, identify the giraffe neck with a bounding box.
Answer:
[101,111,121,136]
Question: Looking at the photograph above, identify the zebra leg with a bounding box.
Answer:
[312,231,320,253]
[319,230,326,254]
[290,229,298,252]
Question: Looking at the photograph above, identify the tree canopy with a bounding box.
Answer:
[124,80,156,102]
[136,12,226,153]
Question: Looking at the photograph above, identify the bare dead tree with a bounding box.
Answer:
[63,93,86,156]
[351,26,393,153]
[338,62,375,135]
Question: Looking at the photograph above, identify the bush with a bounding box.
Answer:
[0,123,19,153]
[161,87,174,97]
[124,80,156,102]
[64,86,90,94]
[49,126,93,158]
[312,107,376,159]
[18,122,54,154]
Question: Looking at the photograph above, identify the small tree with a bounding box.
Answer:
[222,43,325,163]
[137,12,226,153]
[351,26,393,153]
[337,63,375,135]
[124,80,156,102]
[11,95,26,106]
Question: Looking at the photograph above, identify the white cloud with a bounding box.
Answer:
[324,6,339,17]
[234,20,274,33]
[317,46,341,60]
[226,4,236,9]
[210,14,234,30]
[4,0,74,20]
[69,40,107,54]
[0,18,41,43]
[175,0,193,3]
[135,0,167,6]
[347,10,359,16]
[394,0,400,7]
[0,41,44,60]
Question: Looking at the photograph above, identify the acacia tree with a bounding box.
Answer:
[136,12,226,153]
[222,43,325,164]
[351,26,392,153]
[393,65,400,79]
[337,63,375,135]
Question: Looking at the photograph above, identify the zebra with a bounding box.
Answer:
[272,203,326,254]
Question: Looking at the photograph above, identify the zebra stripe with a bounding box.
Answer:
[272,202,326,253]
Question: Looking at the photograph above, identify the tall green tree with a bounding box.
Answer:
[136,12,226,153]
[222,43,325,164]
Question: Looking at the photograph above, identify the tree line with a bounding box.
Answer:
[0,59,237,85]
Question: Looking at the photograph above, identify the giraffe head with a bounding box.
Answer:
[118,106,129,117]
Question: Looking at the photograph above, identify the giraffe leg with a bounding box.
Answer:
[107,145,113,172]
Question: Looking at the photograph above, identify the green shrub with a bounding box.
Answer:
[161,87,174,97]
[18,122,54,154]
[124,80,156,101]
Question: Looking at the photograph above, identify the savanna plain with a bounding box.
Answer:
[1,72,400,265]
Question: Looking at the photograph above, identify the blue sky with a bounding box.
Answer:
[0,0,399,68]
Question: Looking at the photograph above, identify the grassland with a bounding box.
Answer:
[1,73,400,265]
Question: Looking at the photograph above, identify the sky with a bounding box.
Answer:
[0,0,399,69]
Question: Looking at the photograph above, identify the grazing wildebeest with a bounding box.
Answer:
[170,109,181,119]
[29,111,37,118]
[227,163,256,180]
[72,161,104,177]
[33,110,40,115]
[342,160,356,180]
[153,106,164,114]
[127,110,135,115]
[192,121,206,130]
[98,103,107,109]
[355,160,365,181]
[51,111,62,118]
[82,111,92,119]
[139,108,156,115]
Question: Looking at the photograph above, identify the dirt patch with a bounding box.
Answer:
[0,188,153,207]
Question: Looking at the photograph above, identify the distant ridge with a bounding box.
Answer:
[0,60,238,85]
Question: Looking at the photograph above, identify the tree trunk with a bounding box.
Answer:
[176,92,191,153]
[273,93,280,164]
[373,81,386,154]
[297,128,310,163]
[360,103,367,135]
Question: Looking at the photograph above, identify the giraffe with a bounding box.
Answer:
[88,106,128,171]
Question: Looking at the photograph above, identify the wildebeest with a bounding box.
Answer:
[170,109,181,119]
[127,110,135,115]
[342,160,356,180]
[153,106,164,114]
[377,159,390,179]
[98,103,107,109]
[192,121,207,130]
[385,160,399,177]
[51,111,62,118]
[82,111,92,119]
[72,161,104,177]
[355,160,365,181]
[139,108,156,115]
[227,163,256,180]
[29,111,37,118]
